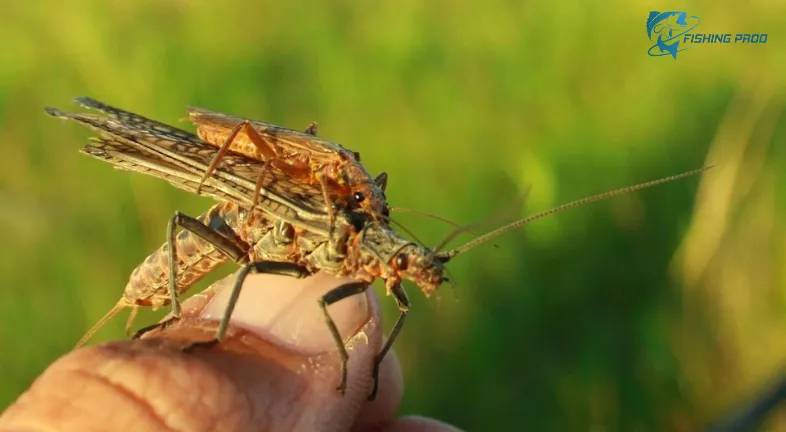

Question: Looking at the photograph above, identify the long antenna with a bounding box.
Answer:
[388,217,428,247]
[389,206,494,246]
[390,207,470,230]
[436,165,714,261]
[433,185,531,253]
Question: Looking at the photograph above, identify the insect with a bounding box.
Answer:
[51,98,472,349]
[46,101,358,344]
[187,106,390,224]
[47,98,714,401]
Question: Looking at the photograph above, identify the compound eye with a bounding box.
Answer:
[353,191,365,203]
[394,253,409,270]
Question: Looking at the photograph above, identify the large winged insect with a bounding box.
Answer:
[47,99,713,400]
[46,103,358,339]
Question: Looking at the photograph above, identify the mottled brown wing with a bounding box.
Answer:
[51,99,282,191]
[45,100,335,228]
[187,106,355,159]
[80,135,332,231]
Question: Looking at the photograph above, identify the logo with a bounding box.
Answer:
[646,11,768,59]
[646,11,702,59]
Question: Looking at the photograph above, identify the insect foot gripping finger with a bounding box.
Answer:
[131,316,183,340]
[180,260,311,353]
[318,281,371,395]
[181,338,220,353]
[369,283,410,401]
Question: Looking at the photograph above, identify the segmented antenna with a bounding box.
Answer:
[436,165,714,261]
[433,185,531,253]
[389,207,480,236]
[388,217,429,247]
[389,206,503,249]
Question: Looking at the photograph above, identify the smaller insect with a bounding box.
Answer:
[188,106,390,223]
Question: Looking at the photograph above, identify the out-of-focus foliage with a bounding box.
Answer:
[0,1,784,430]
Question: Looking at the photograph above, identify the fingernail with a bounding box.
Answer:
[198,271,370,355]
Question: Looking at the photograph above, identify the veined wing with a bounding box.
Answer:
[49,98,292,197]
[45,99,336,228]
[80,135,334,232]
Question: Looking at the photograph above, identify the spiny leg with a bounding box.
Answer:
[369,283,409,401]
[251,122,317,211]
[301,117,335,229]
[318,281,371,395]
[132,211,249,340]
[250,121,317,211]
[197,120,279,193]
[182,261,312,352]
[250,160,272,213]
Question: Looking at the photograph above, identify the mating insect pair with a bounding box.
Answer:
[47,97,713,400]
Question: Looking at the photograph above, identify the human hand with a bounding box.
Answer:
[0,271,461,432]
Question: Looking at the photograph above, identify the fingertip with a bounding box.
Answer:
[198,271,372,355]
[352,347,405,430]
[145,270,390,429]
[377,416,465,432]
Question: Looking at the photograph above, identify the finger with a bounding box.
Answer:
[189,270,408,429]
[191,271,406,430]
[377,416,465,432]
[0,271,387,432]
[351,341,404,431]
[146,270,388,431]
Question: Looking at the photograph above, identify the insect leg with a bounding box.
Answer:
[316,172,337,233]
[249,119,320,212]
[181,261,311,351]
[317,281,371,395]
[304,122,318,136]
[250,160,272,213]
[369,283,409,401]
[197,120,279,193]
[132,211,249,339]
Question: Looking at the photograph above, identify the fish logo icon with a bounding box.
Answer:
[646,11,702,59]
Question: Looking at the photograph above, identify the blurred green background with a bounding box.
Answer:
[1,1,785,430]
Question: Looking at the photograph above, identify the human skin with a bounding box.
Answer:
[0,272,462,432]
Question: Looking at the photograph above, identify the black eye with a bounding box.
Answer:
[382,207,390,218]
[395,253,408,270]
[353,191,365,203]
